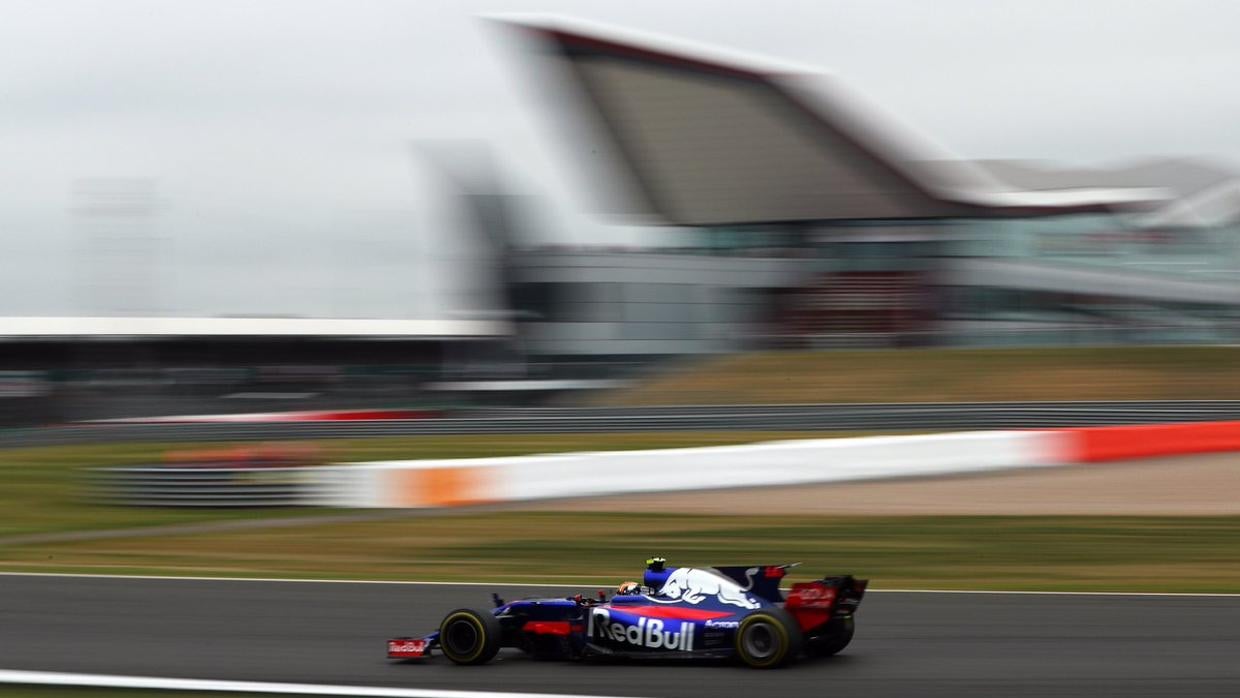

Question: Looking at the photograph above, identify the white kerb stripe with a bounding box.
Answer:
[0,670,648,698]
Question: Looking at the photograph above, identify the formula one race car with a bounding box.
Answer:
[387,558,867,669]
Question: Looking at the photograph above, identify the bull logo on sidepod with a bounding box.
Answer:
[656,568,761,609]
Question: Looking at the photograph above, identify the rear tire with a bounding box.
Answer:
[805,616,855,658]
[438,608,502,665]
[734,608,802,669]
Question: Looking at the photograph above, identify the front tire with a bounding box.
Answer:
[805,615,855,658]
[734,608,803,669]
[438,608,502,665]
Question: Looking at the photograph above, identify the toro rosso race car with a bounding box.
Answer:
[387,558,867,669]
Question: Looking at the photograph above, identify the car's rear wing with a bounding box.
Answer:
[785,575,868,631]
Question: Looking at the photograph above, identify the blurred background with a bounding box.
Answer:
[3,0,1240,425]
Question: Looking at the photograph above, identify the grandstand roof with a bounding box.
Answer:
[0,316,507,339]
[507,17,1167,225]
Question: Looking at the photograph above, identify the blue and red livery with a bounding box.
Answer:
[387,558,867,669]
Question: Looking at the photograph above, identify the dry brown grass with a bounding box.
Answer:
[589,346,1240,406]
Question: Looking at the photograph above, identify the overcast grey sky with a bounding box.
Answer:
[3,0,1239,318]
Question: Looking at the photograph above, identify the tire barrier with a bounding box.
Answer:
[91,420,1240,508]
[303,420,1240,509]
[300,430,1063,508]
[1059,420,1240,463]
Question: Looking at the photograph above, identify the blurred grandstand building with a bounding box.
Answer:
[501,19,1240,357]
[4,19,1240,423]
[0,317,506,424]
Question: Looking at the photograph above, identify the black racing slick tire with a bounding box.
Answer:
[438,608,502,665]
[734,608,803,669]
[805,615,855,658]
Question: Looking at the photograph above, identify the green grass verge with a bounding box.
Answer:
[3,513,1239,593]
[588,346,1240,405]
[0,432,861,539]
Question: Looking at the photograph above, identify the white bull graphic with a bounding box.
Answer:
[656,568,761,609]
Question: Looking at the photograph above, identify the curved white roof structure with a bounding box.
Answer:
[505,16,1167,226]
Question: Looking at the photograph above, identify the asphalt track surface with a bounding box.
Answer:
[2,575,1239,697]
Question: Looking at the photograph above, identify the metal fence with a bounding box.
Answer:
[94,466,315,507]
[9,401,1240,448]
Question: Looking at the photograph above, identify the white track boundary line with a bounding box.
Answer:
[0,669,642,698]
[2,571,1239,597]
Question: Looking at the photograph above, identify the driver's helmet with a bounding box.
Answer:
[617,581,641,596]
